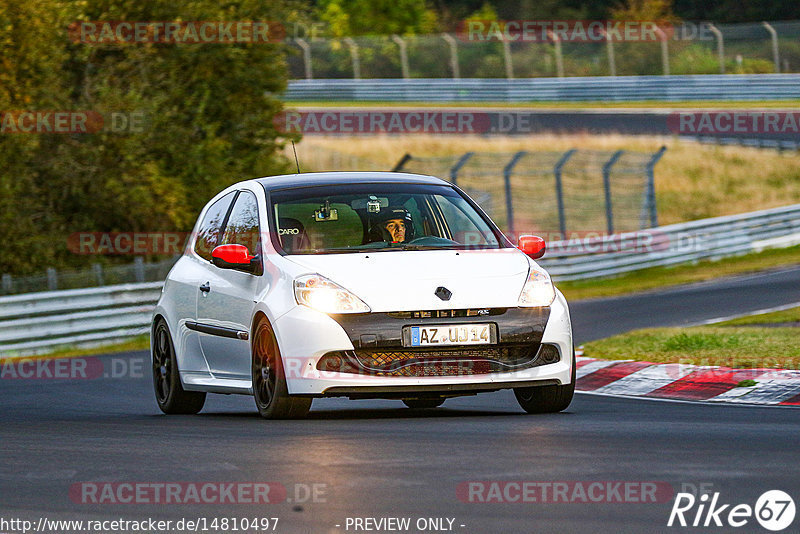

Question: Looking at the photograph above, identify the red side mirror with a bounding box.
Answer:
[518,235,546,259]
[211,244,258,272]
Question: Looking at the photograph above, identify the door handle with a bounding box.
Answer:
[199,282,211,293]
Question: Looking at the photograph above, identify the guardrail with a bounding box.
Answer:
[285,74,800,102]
[1,203,798,357]
[538,203,800,280]
[0,282,162,357]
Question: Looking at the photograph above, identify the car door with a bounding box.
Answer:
[178,191,237,374]
[196,190,263,380]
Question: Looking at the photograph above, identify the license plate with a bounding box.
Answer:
[405,324,495,347]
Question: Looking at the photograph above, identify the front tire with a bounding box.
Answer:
[152,319,206,414]
[252,318,312,419]
[514,347,575,414]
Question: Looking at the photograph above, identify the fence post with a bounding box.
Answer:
[553,149,576,237]
[294,38,313,79]
[708,24,725,74]
[442,34,460,78]
[93,263,104,286]
[502,40,514,79]
[503,151,526,235]
[606,32,616,76]
[643,146,667,228]
[762,22,780,73]
[602,150,625,235]
[449,152,474,186]
[47,268,58,291]
[392,153,413,172]
[547,31,564,77]
[391,35,410,79]
[134,257,145,283]
[1,274,12,294]
[343,37,361,79]
[655,26,670,75]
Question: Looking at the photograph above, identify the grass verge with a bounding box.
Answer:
[556,245,800,301]
[582,326,800,369]
[0,335,150,362]
[715,306,800,326]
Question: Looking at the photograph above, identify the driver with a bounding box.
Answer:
[369,207,414,243]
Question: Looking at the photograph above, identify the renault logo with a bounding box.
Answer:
[434,286,452,301]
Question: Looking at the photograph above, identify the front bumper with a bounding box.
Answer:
[273,290,573,397]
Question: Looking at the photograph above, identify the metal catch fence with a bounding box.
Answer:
[394,148,665,237]
[0,257,176,297]
[286,21,800,80]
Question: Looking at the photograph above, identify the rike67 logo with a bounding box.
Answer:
[668,490,795,531]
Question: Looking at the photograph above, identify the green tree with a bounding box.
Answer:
[0,0,297,275]
[317,0,438,37]
[0,0,72,273]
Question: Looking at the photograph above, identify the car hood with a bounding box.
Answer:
[284,248,531,312]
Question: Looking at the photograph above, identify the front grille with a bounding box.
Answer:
[317,343,560,377]
[386,308,506,319]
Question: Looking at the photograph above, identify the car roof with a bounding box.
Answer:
[254,171,451,192]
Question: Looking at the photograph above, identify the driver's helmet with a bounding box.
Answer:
[369,207,414,243]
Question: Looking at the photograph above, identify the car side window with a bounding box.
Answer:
[221,190,262,255]
[194,192,236,261]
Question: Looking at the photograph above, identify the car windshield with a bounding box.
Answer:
[269,183,505,254]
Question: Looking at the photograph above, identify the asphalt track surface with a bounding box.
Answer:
[2,265,800,534]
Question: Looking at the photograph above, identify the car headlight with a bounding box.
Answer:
[294,274,370,314]
[518,268,556,307]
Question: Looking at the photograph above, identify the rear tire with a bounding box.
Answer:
[252,317,312,419]
[152,319,206,414]
[514,347,575,414]
[402,398,445,409]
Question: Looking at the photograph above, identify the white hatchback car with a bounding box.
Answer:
[151,172,574,419]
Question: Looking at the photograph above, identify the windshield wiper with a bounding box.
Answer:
[396,244,452,251]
